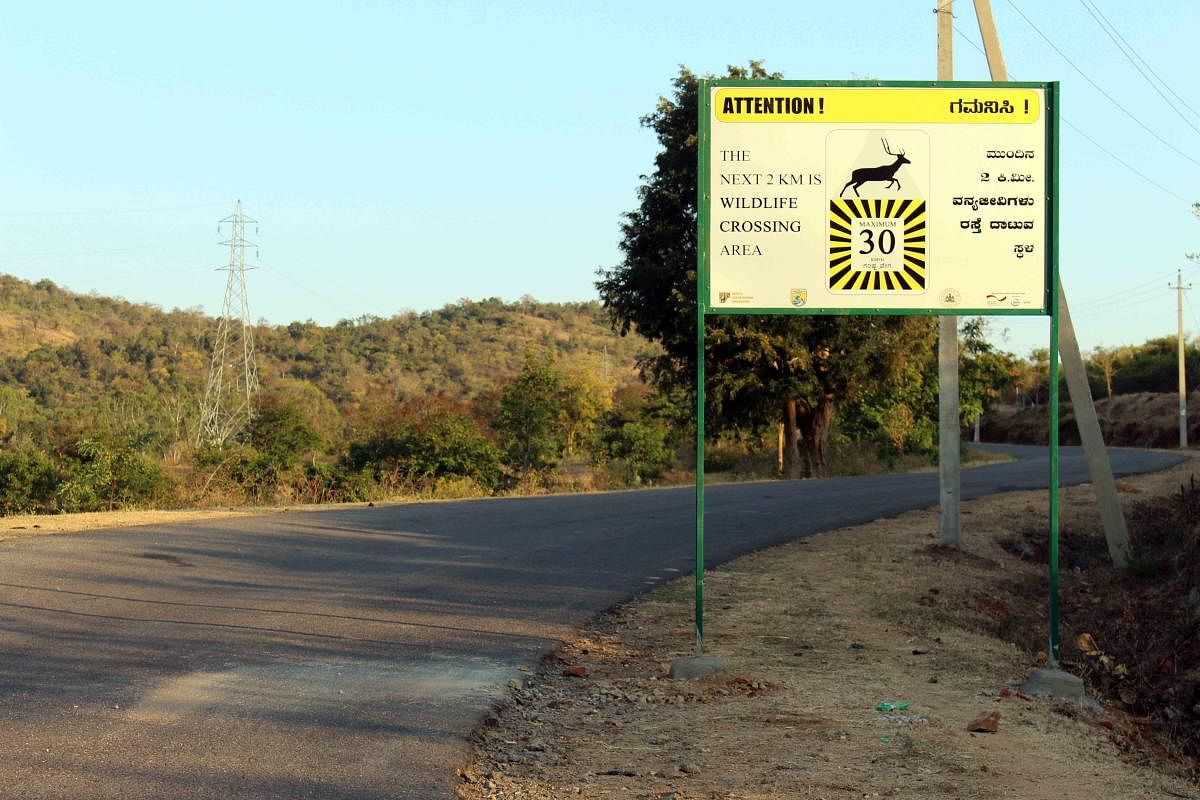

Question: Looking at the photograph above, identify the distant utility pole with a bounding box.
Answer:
[196,200,261,447]
[1176,269,1191,448]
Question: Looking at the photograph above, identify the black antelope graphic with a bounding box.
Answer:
[839,139,910,198]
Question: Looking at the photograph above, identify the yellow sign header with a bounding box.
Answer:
[713,87,1041,124]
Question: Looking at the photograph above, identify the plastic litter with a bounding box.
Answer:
[874,701,910,712]
[877,714,928,725]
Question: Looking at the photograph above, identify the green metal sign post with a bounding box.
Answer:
[695,294,707,655]
[695,79,1061,662]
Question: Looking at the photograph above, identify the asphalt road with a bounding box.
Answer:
[0,444,1185,799]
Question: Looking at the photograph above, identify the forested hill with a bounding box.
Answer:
[0,274,652,454]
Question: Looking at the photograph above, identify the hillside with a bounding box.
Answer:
[0,274,654,458]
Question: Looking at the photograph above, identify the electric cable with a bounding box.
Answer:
[0,245,164,260]
[1006,0,1200,170]
[951,21,1192,203]
[0,201,231,218]
[1072,284,1170,312]
[1077,0,1200,138]
[1071,283,1170,315]
[1078,0,1200,124]
[1185,292,1200,337]
[260,263,372,322]
[1072,290,1164,319]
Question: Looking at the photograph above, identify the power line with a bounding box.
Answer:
[10,265,217,280]
[1112,269,1182,296]
[1072,291,1164,319]
[1077,276,1169,304]
[0,245,163,260]
[1076,0,1200,139]
[1069,272,1181,313]
[1072,271,1200,324]
[1185,292,1200,338]
[950,21,1192,204]
[0,201,231,218]
[1077,0,1200,124]
[261,263,365,321]
[1059,117,1192,203]
[1006,0,1200,170]
[1069,269,1183,311]
[1071,283,1169,315]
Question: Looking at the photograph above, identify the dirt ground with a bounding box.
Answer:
[0,508,254,542]
[456,456,1200,800]
[0,502,380,543]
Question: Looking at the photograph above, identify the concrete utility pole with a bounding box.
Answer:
[973,0,1007,78]
[971,0,1131,568]
[1176,269,1190,447]
[937,0,961,547]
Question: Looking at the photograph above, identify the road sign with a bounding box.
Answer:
[699,81,1056,315]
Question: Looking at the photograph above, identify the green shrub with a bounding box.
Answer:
[429,475,491,499]
[57,439,170,512]
[346,409,503,492]
[301,461,377,503]
[0,450,59,514]
[596,418,674,484]
[226,447,280,503]
[250,398,321,471]
[496,358,567,473]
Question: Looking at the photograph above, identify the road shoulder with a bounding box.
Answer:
[456,454,1200,799]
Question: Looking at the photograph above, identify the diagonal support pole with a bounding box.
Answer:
[1056,284,1131,567]
[972,0,1128,569]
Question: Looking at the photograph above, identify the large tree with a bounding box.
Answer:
[495,354,570,475]
[959,318,1018,428]
[597,63,932,477]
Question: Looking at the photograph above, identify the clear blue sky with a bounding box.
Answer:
[1,1,1197,359]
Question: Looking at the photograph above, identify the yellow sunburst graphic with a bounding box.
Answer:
[828,199,927,292]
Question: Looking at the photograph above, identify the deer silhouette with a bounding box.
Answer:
[839,139,910,198]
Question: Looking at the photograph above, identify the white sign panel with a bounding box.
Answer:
[701,82,1054,314]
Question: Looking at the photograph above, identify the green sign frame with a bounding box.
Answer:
[699,79,1057,317]
[693,79,1063,662]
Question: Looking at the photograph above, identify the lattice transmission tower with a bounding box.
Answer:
[196,200,261,447]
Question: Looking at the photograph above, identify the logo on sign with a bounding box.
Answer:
[790,289,807,307]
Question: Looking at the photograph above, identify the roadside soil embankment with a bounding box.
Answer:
[0,508,259,541]
[457,454,1200,800]
[984,391,1200,448]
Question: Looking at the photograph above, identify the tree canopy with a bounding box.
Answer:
[596,63,932,476]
